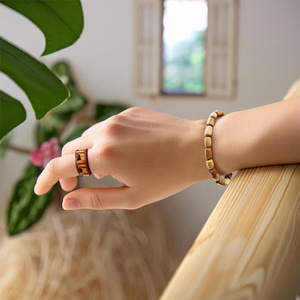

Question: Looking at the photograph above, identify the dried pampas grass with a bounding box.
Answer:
[0,203,177,300]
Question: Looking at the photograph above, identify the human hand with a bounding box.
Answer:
[34,107,209,210]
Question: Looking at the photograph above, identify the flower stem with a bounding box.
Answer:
[9,145,32,155]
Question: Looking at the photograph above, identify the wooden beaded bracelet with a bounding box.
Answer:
[204,110,232,186]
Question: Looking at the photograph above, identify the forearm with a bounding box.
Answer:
[212,97,300,175]
[35,101,299,210]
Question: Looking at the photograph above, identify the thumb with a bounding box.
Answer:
[62,186,135,210]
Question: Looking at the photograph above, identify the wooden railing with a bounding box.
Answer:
[160,80,300,300]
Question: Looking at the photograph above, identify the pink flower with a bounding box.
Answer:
[31,138,61,167]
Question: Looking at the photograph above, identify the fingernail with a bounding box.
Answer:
[63,198,82,210]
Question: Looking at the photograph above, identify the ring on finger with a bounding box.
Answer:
[75,149,92,176]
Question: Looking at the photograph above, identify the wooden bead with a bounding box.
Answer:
[209,168,218,178]
[206,159,214,170]
[206,117,215,127]
[225,173,233,180]
[204,137,211,148]
[205,148,213,160]
[209,112,218,119]
[214,110,225,117]
[204,110,232,186]
[209,169,220,181]
[213,173,221,182]
[216,178,226,186]
[224,177,231,185]
[204,125,213,137]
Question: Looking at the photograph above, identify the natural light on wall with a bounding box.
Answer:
[162,0,208,95]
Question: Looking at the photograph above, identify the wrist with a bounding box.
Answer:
[184,113,236,185]
[210,113,232,175]
[201,110,233,186]
[189,119,212,183]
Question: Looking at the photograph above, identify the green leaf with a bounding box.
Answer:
[0,90,26,140]
[35,116,62,147]
[63,124,91,144]
[50,62,87,121]
[35,84,88,147]
[0,37,69,120]
[0,133,11,158]
[7,163,53,236]
[95,104,128,122]
[51,61,75,85]
[1,0,84,56]
[51,85,87,122]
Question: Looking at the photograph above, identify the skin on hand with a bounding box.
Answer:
[34,97,300,211]
[34,107,210,210]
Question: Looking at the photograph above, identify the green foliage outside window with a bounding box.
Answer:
[162,30,206,95]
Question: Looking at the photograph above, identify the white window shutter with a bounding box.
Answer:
[205,0,238,97]
[133,0,161,96]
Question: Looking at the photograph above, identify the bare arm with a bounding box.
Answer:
[212,97,300,176]
[34,97,300,210]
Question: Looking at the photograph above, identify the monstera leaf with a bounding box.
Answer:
[0,38,69,120]
[0,0,84,140]
[0,132,11,158]
[34,61,88,146]
[7,163,53,236]
[0,90,26,139]
[1,0,84,56]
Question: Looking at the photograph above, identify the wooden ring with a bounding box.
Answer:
[75,149,91,176]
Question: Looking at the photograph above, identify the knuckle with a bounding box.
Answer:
[108,114,123,124]
[112,113,124,122]
[96,144,116,159]
[45,158,58,177]
[100,144,117,165]
[82,123,98,137]
[89,145,115,176]
[104,119,123,135]
[126,107,144,115]
[119,107,143,117]
[61,143,70,156]
[61,138,79,155]
[81,129,89,137]
[89,192,104,209]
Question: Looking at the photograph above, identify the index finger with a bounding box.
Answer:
[34,154,78,195]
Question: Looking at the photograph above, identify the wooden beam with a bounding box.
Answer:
[160,80,300,300]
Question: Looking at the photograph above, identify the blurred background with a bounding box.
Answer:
[0,0,299,298]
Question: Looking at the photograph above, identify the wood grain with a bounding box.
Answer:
[160,81,300,300]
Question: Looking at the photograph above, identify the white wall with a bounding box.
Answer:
[1,0,299,258]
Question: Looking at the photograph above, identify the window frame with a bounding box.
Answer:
[132,0,238,99]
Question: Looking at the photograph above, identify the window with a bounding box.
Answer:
[133,0,238,98]
[162,0,207,95]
